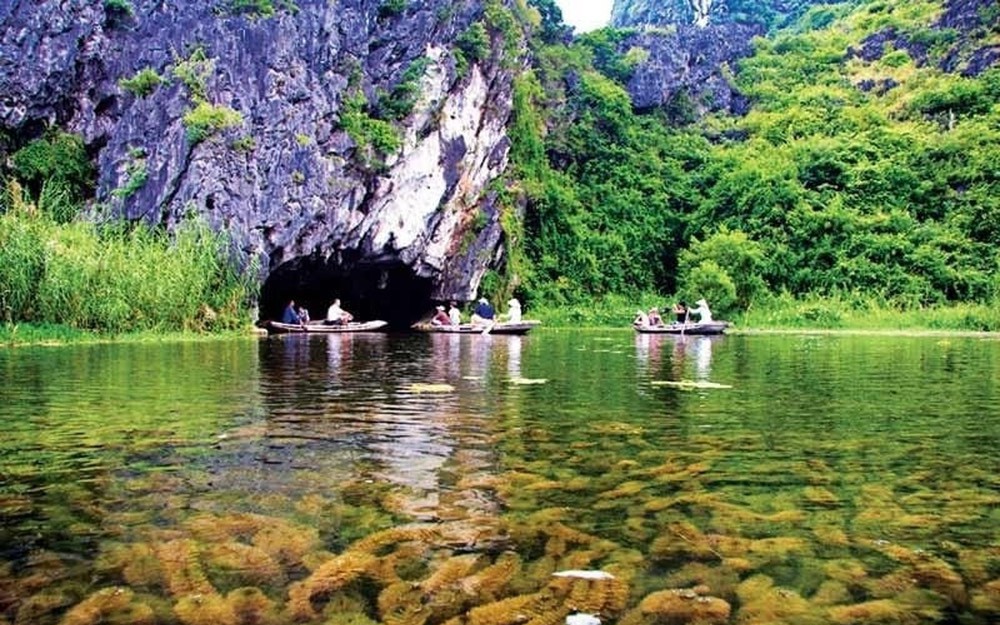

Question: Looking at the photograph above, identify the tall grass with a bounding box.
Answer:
[0,182,255,334]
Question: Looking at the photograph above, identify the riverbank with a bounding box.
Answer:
[4,295,999,346]
[527,293,1000,332]
[0,322,261,347]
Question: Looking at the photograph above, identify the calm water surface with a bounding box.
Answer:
[1,331,998,624]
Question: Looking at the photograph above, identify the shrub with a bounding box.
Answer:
[378,57,431,120]
[10,131,94,221]
[339,93,401,164]
[172,48,215,102]
[377,0,406,19]
[103,0,133,17]
[183,102,244,144]
[457,23,490,66]
[119,67,165,97]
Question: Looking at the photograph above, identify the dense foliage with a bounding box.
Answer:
[512,0,1000,317]
[0,181,254,334]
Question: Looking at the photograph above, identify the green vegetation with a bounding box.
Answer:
[339,93,402,166]
[500,0,1000,328]
[223,0,298,18]
[111,149,149,199]
[9,131,95,223]
[103,0,133,17]
[119,67,165,97]
[377,57,432,120]
[0,182,254,334]
[182,101,244,144]
[171,47,215,102]
[377,0,406,20]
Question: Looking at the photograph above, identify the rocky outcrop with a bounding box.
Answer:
[611,0,820,31]
[850,0,999,78]
[0,0,521,322]
[620,24,758,116]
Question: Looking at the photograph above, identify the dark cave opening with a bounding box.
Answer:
[259,256,435,329]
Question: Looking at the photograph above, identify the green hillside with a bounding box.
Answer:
[512,0,1000,320]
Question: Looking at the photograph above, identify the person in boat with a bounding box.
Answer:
[506,297,522,323]
[648,307,663,326]
[431,305,452,326]
[325,298,354,325]
[448,301,462,325]
[282,300,303,325]
[633,309,649,326]
[297,304,311,324]
[672,301,688,324]
[471,297,495,325]
[687,298,713,323]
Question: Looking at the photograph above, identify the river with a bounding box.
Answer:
[1,330,998,624]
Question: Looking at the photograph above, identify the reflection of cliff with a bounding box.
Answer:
[241,334,505,521]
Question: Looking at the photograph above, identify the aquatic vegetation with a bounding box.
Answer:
[59,587,155,625]
[617,587,731,625]
[408,383,455,393]
[650,380,733,390]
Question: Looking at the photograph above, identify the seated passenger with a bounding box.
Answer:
[448,301,462,325]
[471,297,495,325]
[325,298,354,325]
[506,297,522,323]
[648,307,663,326]
[431,305,451,326]
[672,301,688,324]
[282,300,303,325]
[687,299,713,323]
[633,310,649,326]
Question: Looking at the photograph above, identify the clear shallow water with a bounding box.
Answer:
[1,331,998,624]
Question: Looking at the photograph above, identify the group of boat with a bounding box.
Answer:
[266,302,727,336]
[267,319,543,335]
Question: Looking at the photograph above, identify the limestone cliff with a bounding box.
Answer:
[611,0,818,30]
[0,0,522,323]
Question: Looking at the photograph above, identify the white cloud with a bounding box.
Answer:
[555,0,613,33]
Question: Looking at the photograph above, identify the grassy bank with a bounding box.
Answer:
[0,322,260,347]
[526,293,1000,332]
[1,185,256,340]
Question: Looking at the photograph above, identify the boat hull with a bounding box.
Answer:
[267,320,389,334]
[412,320,541,335]
[634,321,729,335]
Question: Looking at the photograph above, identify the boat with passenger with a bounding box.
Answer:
[633,320,728,335]
[411,320,541,335]
[267,320,389,334]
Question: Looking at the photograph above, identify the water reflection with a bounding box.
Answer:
[634,333,721,381]
[2,332,1000,625]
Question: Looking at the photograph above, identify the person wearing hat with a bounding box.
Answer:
[471,297,495,325]
[687,298,713,323]
[431,304,451,326]
[506,297,522,323]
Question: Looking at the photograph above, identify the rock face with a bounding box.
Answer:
[618,24,758,117]
[611,0,819,31]
[0,0,519,324]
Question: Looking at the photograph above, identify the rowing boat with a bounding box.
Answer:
[412,320,541,335]
[633,321,729,335]
[267,320,389,334]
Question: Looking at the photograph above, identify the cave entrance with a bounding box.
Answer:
[259,256,435,329]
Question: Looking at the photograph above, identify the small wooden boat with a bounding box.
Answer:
[634,321,729,335]
[412,320,542,335]
[267,320,389,334]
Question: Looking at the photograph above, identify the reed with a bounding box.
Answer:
[0,188,254,335]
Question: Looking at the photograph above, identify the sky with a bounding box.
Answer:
[554,0,613,33]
